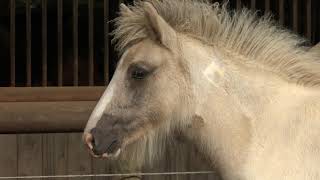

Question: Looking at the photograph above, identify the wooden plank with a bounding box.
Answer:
[68,133,92,180]
[0,101,97,133]
[92,158,111,180]
[188,146,213,180]
[306,0,312,40]
[143,158,166,180]
[88,0,95,86]
[168,139,188,180]
[53,134,69,175]
[250,0,256,11]
[42,134,54,176]
[42,133,68,176]
[58,0,63,86]
[73,0,79,86]
[278,0,284,25]
[292,0,298,32]
[0,135,17,178]
[104,0,110,85]
[10,0,15,87]
[265,0,270,13]
[142,137,218,180]
[236,0,241,10]
[0,87,104,102]
[42,0,48,86]
[18,134,43,178]
[26,0,32,87]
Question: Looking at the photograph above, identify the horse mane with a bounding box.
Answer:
[112,0,320,87]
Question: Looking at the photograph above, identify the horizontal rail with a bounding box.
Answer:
[0,101,97,133]
[0,87,105,102]
[0,171,216,179]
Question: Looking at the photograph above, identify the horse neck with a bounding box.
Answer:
[181,36,300,178]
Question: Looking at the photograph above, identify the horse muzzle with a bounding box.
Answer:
[83,128,123,159]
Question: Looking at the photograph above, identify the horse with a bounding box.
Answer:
[309,43,320,56]
[83,0,320,179]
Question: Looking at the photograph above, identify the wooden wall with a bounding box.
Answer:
[0,133,220,180]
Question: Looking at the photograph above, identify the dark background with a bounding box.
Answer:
[0,0,319,87]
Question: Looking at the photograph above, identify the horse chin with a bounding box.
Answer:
[101,148,122,159]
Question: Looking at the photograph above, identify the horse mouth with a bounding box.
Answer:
[99,148,122,159]
[83,126,148,159]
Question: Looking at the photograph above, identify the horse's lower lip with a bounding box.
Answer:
[90,137,122,156]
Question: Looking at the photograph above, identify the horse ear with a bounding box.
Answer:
[143,2,177,50]
[119,3,132,15]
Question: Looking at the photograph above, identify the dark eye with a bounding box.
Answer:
[131,67,149,80]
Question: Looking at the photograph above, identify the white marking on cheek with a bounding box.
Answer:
[202,59,225,86]
[84,83,115,132]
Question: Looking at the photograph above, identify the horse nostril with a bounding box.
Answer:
[90,128,105,155]
[90,128,100,146]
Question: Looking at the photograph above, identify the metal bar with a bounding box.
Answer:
[0,171,216,179]
[104,0,109,85]
[57,0,63,86]
[265,0,270,13]
[250,0,256,11]
[88,0,94,86]
[73,0,79,86]
[10,0,15,87]
[236,0,241,10]
[42,0,47,87]
[278,0,284,25]
[0,87,104,102]
[26,0,32,87]
[306,0,312,40]
[292,0,298,32]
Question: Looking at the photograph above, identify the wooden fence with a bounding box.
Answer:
[0,133,220,180]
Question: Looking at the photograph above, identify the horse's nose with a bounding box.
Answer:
[87,128,121,156]
[83,128,105,156]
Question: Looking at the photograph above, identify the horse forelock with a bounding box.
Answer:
[112,0,320,87]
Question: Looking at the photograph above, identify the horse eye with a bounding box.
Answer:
[131,67,148,80]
